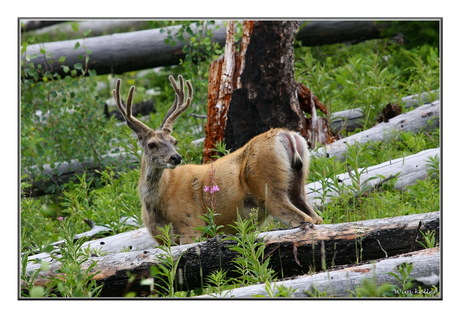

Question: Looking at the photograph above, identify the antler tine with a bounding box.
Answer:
[161,75,193,132]
[112,79,126,117]
[112,79,151,134]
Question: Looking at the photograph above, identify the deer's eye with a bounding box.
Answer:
[147,142,156,149]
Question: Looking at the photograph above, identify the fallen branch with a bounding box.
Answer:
[330,91,439,133]
[313,101,439,159]
[199,247,440,298]
[22,151,141,196]
[307,147,440,208]
[24,212,439,296]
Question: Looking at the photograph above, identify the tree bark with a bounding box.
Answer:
[199,247,440,298]
[22,20,395,79]
[223,21,306,151]
[24,212,439,297]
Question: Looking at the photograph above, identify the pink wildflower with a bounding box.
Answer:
[57,216,65,222]
[204,185,220,194]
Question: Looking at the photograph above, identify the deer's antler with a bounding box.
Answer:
[113,79,152,134]
[160,75,193,132]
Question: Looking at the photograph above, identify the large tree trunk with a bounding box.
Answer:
[199,247,440,298]
[24,212,439,297]
[223,21,306,151]
[21,21,396,80]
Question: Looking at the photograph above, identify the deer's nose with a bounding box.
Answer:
[170,154,182,165]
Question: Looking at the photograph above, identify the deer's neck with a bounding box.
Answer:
[139,157,167,205]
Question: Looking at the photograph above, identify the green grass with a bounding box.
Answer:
[20,23,440,297]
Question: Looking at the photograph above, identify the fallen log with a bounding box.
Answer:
[21,20,64,32]
[22,21,396,79]
[330,91,439,133]
[312,101,440,159]
[24,212,439,296]
[27,227,157,264]
[199,247,440,298]
[307,147,440,208]
[297,20,390,46]
[22,151,141,196]
[25,20,151,37]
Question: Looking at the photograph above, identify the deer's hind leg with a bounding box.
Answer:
[244,164,316,227]
[288,166,323,224]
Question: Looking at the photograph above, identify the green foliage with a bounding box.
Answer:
[226,211,276,285]
[21,217,103,297]
[382,21,440,49]
[148,224,184,297]
[418,229,438,249]
[195,209,225,240]
[352,277,396,297]
[296,39,439,129]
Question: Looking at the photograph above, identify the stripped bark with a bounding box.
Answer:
[203,21,254,162]
[199,247,440,298]
[297,82,337,148]
[24,212,439,296]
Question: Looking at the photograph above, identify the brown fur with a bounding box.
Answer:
[114,76,323,245]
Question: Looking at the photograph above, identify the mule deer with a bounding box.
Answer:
[113,75,323,244]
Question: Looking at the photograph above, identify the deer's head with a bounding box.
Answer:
[113,75,193,169]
